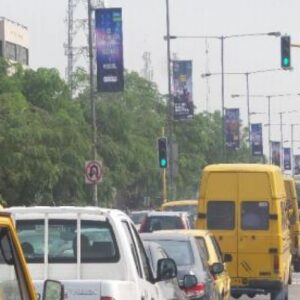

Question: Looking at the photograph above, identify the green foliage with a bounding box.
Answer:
[0,61,256,208]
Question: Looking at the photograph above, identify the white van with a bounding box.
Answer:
[6,206,180,300]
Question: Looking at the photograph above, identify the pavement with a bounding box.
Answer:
[231,273,300,299]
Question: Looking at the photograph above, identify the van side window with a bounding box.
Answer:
[241,202,269,230]
[130,224,152,282]
[121,221,142,277]
[207,201,235,230]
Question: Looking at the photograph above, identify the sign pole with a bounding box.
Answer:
[88,0,98,206]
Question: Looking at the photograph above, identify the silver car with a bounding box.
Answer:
[141,232,221,300]
[143,240,190,300]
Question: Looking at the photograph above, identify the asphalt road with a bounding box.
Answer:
[231,273,300,300]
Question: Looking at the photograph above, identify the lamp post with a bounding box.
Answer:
[279,110,298,170]
[204,68,282,144]
[231,93,299,162]
[168,32,280,154]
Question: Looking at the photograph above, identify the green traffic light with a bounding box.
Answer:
[283,57,290,66]
[160,159,167,167]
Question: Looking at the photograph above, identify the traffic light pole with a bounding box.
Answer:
[161,128,167,203]
[165,0,174,200]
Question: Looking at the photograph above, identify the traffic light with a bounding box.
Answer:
[281,35,291,69]
[158,137,168,168]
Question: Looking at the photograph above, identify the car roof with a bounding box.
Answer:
[153,229,211,238]
[162,200,197,207]
[146,211,189,217]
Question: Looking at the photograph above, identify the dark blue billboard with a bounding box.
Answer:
[283,148,291,170]
[95,8,124,92]
[251,123,263,156]
[224,108,240,150]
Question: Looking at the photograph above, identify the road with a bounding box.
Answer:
[231,273,300,299]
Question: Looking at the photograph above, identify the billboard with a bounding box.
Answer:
[283,148,291,170]
[271,142,280,166]
[251,123,263,156]
[294,155,300,175]
[224,108,240,150]
[172,60,193,120]
[95,8,124,92]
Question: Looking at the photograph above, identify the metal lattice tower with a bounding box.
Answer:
[141,52,154,81]
[65,0,104,97]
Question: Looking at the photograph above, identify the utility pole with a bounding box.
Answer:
[279,112,283,170]
[220,36,225,158]
[88,0,98,205]
[291,124,294,176]
[165,0,174,200]
[67,0,75,97]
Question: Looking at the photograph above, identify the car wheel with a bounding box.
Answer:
[270,284,288,300]
[293,260,300,272]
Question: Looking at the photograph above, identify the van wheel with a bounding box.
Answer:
[293,260,300,272]
[270,285,288,300]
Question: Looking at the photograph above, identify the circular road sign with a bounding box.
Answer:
[85,160,103,184]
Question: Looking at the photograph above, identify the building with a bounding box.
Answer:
[0,17,29,66]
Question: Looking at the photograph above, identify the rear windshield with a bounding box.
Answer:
[155,240,195,266]
[241,201,269,230]
[207,201,235,230]
[163,205,197,216]
[130,212,147,224]
[16,219,119,263]
[142,216,184,232]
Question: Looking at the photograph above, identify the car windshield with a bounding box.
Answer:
[154,239,194,266]
[143,216,183,232]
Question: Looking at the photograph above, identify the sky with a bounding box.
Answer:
[2,0,300,164]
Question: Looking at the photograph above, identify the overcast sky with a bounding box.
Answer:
[2,0,300,161]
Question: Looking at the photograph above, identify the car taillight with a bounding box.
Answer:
[101,297,115,300]
[274,255,279,274]
[184,283,205,299]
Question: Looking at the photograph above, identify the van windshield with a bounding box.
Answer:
[17,219,119,263]
[207,201,235,230]
[241,202,269,230]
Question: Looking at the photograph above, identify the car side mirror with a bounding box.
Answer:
[210,262,224,275]
[182,274,198,289]
[156,258,177,281]
[43,279,64,300]
[223,253,232,262]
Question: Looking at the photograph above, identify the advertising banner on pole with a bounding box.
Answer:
[95,8,124,92]
[251,123,263,156]
[224,108,240,150]
[271,142,280,166]
[294,155,300,175]
[283,148,291,170]
[172,60,193,120]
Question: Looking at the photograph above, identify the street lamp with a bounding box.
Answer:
[204,68,282,144]
[165,29,281,156]
[279,110,298,170]
[231,93,299,162]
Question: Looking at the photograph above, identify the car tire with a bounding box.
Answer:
[293,260,300,272]
[270,284,288,300]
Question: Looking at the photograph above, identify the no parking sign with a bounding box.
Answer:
[85,160,103,184]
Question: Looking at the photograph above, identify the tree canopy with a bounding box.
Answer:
[0,59,257,208]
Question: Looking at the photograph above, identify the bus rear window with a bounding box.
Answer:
[207,201,235,230]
